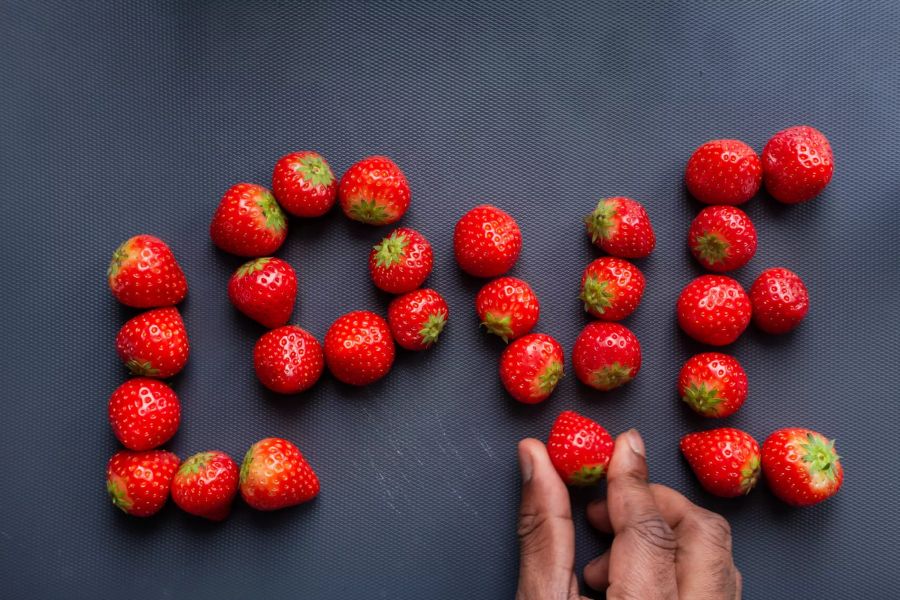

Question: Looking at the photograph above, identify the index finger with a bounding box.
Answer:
[606,430,676,546]
[602,430,678,597]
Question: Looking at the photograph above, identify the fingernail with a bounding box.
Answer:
[518,447,533,483]
[625,429,645,457]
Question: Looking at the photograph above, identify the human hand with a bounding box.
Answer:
[516,429,741,599]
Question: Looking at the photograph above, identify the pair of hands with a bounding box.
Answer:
[516,429,741,599]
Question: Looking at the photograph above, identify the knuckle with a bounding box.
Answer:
[517,509,544,541]
[625,515,677,553]
[687,508,733,544]
[517,509,572,556]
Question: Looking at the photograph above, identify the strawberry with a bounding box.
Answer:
[116,307,190,378]
[499,333,564,404]
[271,151,337,217]
[387,288,449,351]
[171,451,239,521]
[584,197,655,259]
[685,139,762,205]
[678,353,748,418]
[676,275,751,346]
[338,156,410,225]
[572,321,641,391]
[107,234,187,308]
[253,325,324,394]
[228,257,297,329]
[547,411,614,485]
[475,277,539,342]
[210,183,287,256]
[369,228,433,294]
[106,450,179,517]
[762,125,834,204]
[324,311,395,385]
[762,428,843,507]
[750,267,809,334]
[453,205,522,278]
[680,428,761,498]
[108,378,181,451]
[688,206,757,272]
[579,257,645,321]
[239,437,320,511]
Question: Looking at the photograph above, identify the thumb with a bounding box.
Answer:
[516,438,578,600]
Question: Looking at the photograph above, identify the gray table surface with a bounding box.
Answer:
[2,1,899,598]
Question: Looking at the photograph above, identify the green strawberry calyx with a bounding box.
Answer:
[257,191,287,233]
[349,198,391,225]
[418,312,447,347]
[293,154,334,187]
[107,238,134,280]
[693,232,730,265]
[584,199,618,243]
[739,455,761,494]
[236,257,272,278]
[570,463,606,486]
[107,475,133,512]
[178,452,214,477]
[482,312,514,343]
[239,447,255,485]
[799,433,841,482]
[536,360,564,395]
[125,359,159,377]
[592,362,633,390]
[580,275,614,315]
[373,231,409,268]
[682,381,723,416]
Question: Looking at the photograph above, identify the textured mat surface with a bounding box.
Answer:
[2,1,899,598]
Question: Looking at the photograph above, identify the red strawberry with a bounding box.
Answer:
[106,450,179,517]
[678,353,747,418]
[676,275,751,346]
[171,451,239,521]
[338,156,410,225]
[387,288,449,351]
[107,234,187,308]
[762,428,843,507]
[228,257,297,329]
[680,428,761,498]
[579,257,645,321]
[324,311,395,386]
[239,437,320,511]
[572,322,641,391]
[547,411,614,485]
[210,183,287,256]
[750,267,809,334]
[499,333,564,404]
[584,197,655,259]
[685,139,762,205]
[271,151,337,217]
[116,307,190,378]
[253,325,324,394]
[108,378,181,451]
[762,125,834,204]
[688,206,757,272]
[369,228,433,294]
[475,277,539,342]
[453,205,522,278]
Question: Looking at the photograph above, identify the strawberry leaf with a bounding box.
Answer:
[349,199,390,225]
[373,231,409,268]
[418,312,447,347]
[294,155,334,187]
[580,275,614,315]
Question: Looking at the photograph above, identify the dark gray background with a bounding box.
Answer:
[2,1,898,598]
